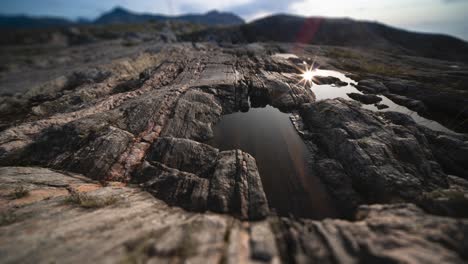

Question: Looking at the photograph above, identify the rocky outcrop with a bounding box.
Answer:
[1,40,467,263]
[135,137,269,220]
[298,99,462,215]
[274,203,468,264]
[1,167,467,264]
[347,92,382,104]
[313,75,347,86]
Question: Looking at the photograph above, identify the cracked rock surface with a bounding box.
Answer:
[1,40,468,263]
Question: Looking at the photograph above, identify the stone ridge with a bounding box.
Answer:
[1,167,468,263]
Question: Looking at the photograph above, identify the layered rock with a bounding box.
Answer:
[297,98,468,216]
[0,41,467,263]
[135,137,269,220]
[1,167,467,264]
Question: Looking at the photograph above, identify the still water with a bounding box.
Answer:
[207,105,338,219]
[207,66,457,219]
[311,69,457,134]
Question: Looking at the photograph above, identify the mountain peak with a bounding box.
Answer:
[108,6,132,15]
[206,10,220,15]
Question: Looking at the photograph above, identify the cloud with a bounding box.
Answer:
[443,0,468,3]
[175,0,253,14]
[245,10,273,22]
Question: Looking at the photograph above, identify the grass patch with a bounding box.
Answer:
[9,186,29,199]
[423,189,468,202]
[64,192,118,209]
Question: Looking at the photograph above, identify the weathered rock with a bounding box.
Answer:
[161,90,223,141]
[426,134,468,179]
[147,137,219,177]
[347,92,382,104]
[209,150,269,220]
[1,39,467,263]
[313,75,347,86]
[136,138,270,220]
[2,167,467,264]
[384,93,426,112]
[356,79,388,93]
[375,103,389,109]
[0,167,272,263]
[139,161,210,211]
[300,99,449,208]
[274,203,468,264]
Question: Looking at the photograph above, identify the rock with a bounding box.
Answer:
[426,134,468,179]
[314,159,362,217]
[0,167,263,263]
[356,79,388,93]
[382,78,468,131]
[313,75,347,86]
[274,203,468,264]
[135,138,270,220]
[139,161,210,211]
[374,103,389,109]
[347,92,382,104]
[1,40,467,263]
[300,99,449,208]
[208,150,269,220]
[161,90,223,141]
[2,167,467,264]
[384,93,426,112]
[146,137,219,177]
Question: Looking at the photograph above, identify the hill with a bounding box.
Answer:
[186,14,468,62]
[0,7,244,29]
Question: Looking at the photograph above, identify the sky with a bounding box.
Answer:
[1,0,467,40]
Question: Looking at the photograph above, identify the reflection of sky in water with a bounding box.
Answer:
[311,69,457,134]
[207,105,338,219]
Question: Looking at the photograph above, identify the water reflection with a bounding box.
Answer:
[311,69,457,134]
[207,105,338,219]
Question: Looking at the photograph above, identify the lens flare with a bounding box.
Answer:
[297,61,316,88]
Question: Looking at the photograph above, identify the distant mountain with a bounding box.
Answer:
[95,7,244,25]
[185,14,468,62]
[0,7,244,29]
[0,15,72,29]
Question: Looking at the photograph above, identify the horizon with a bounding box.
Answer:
[1,0,468,41]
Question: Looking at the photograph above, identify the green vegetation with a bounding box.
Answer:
[64,192,118,208]
[423,189,468,203]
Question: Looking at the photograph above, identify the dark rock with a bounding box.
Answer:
[356,79,388,93]
[384,93,426,112]
[374,103,389,109]
[140,161,210,211]
[315,159,362,217]
[161,90,222,141]
[347,92,382,104]
[274,203,468,264]
[147,137,219,177]
[135,138,269,220]
[313,75,347,86]
[64,69,112,90]
[208,150,269,220]
[300,99,448,206]
[426,134,468,179]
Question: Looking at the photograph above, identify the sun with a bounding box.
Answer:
[301,69,314,83]
[297,62,316,88]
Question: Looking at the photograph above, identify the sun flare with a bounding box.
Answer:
[301,70,314,82]
[297,61,316,88]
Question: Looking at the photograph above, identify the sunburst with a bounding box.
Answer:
[296,58,317,89]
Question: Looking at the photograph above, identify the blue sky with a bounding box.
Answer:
[1,0,467,40]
